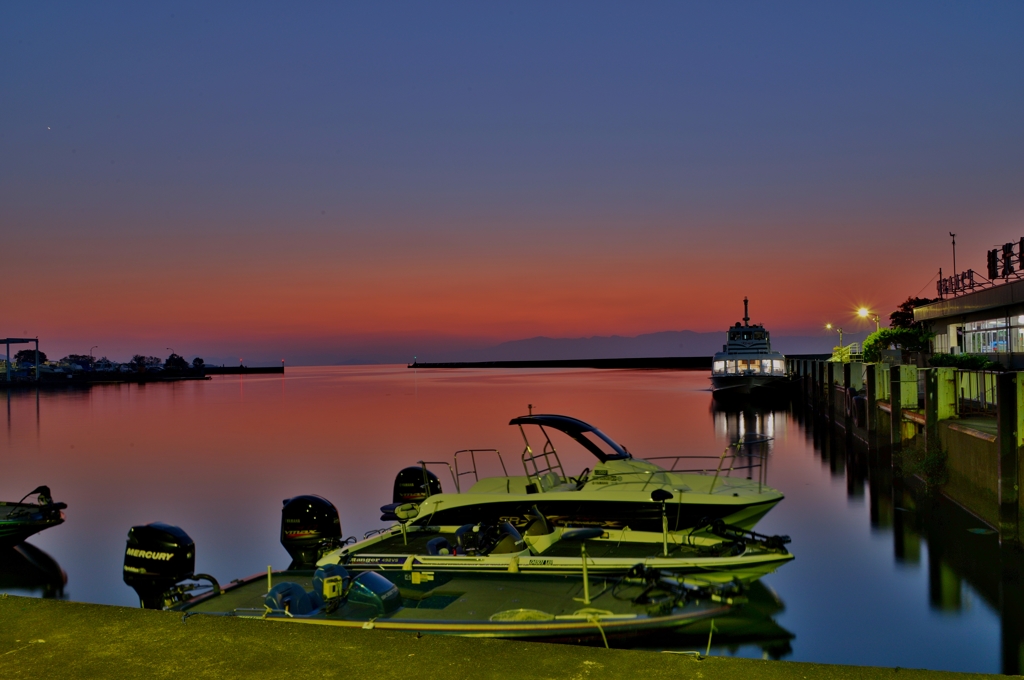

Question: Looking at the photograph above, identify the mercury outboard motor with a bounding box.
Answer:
[280,495,342,569]
[123,522,195,609]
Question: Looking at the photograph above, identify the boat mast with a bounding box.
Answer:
[743,297,749,327]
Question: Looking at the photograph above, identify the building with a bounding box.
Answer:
[915,239,1024,369]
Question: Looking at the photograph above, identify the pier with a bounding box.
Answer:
[786,357,1023,548]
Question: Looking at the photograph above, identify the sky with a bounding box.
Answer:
[3,2,1022,364]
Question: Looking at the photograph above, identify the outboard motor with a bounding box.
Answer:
[123,522,195,609]
[382,467,442,521]
[392,467,441,504]
[280,495,342,569]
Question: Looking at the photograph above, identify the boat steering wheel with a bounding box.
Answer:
[571,467,591,490]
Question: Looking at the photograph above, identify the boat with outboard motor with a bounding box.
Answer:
[121,522,740,642]
[0,486,67,549]
[711,298,789,396]
[277,492,792,585]
[376,413,784,535]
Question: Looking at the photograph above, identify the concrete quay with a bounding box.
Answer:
[0,595,1005,680]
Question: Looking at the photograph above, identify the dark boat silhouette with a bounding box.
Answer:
[0,486,67,549]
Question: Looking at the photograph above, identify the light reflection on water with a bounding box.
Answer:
[2,367,1021,673]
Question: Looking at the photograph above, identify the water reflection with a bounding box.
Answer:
[0,542,67,598]
[2,369,1022,672]
[788,397,1024,675]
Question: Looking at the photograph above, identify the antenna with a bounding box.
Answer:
[743,297,750,326]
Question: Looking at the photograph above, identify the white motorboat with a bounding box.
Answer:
[378,413,784,535]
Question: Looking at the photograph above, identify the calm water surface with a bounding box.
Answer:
[3,367,1021,673]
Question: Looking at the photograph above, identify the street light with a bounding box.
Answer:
[857,307,880,332]
[166,347,175,357]
[826,323,844,348]
[90,345,98,359]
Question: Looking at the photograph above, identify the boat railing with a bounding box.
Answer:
[453,449,507,492]
[415,460,459,494]
[645,434,772,493]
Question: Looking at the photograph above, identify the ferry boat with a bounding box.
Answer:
[711,299,788,395]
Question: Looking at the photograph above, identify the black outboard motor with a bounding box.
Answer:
[281,495,342,569]
[381,467,442,521]
[123,522,195,609]
[392,467,441,504]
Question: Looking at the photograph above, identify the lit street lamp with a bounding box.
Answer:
[857,307,880,332]
[826,323,844,348]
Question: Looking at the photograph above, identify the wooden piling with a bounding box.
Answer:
[995,372,1021,546]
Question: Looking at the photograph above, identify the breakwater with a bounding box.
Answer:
[411,354,829,370]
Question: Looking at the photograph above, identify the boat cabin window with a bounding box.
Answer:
[713,360,725,374]
[729,332,740,341]
[754,332,764,340]
[742,332,751,340]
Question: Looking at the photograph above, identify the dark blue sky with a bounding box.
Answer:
[3,2,1022,363]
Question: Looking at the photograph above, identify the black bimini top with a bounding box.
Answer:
[508,414,632,462]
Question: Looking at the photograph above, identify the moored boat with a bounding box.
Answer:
[121,522,738,642]
[711,298,788,396]
[378,413,784,535]
[0,487,67,549]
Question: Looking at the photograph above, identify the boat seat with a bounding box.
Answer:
[265,582,317,615]
[426,536,452,556]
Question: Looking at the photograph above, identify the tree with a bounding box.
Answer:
[889,296,936,330]
[863,327,933,362]
[165,353,189,370]
[13,349,47,365]
[192,357,205,369]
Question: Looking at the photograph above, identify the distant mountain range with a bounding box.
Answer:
[426,329,869,363]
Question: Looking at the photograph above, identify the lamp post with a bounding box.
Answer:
[90,345,98,359]
[857,308,880,333]
[826,323,844,349]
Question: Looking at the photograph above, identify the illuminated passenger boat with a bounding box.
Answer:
[711,298,788,395]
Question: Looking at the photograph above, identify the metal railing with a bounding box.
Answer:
[646,434,772,493]
[956,369,1000,416]
[453,449,506,492]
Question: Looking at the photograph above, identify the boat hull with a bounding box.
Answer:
[711,374,787,395]
[0,504,66,550]
[412,496,780,534]
[176,569,731,641]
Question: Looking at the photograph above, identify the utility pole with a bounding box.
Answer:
[950,232,957,277]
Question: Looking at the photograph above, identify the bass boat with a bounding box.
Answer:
[122,523,738,642]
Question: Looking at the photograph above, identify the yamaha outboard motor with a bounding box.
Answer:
[280,495,342,569]
[392,467,441,504]
[123,522,195,609]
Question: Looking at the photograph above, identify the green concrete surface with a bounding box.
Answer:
[0,595,1012,680]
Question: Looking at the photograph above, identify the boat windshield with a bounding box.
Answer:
[508,415,631,462]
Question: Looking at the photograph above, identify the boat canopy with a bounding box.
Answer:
[508,414,631,462]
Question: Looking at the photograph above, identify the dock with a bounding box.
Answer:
[787,358,1023,547]
[0,595,997,680]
